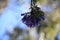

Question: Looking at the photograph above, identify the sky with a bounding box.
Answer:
[0,0,30,40]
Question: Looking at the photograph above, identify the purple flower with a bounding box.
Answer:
[21,6,45,27]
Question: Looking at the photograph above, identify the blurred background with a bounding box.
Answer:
[0,0,60,40]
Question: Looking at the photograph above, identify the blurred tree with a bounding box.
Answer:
[0,0,9,15]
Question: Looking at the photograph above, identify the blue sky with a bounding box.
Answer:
[0,0,30,40]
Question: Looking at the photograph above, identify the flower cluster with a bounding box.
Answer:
[21,6,45,27]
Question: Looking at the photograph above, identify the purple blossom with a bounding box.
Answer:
[21,6,45,27]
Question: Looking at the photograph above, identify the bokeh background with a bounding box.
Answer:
[0,0,60,40]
